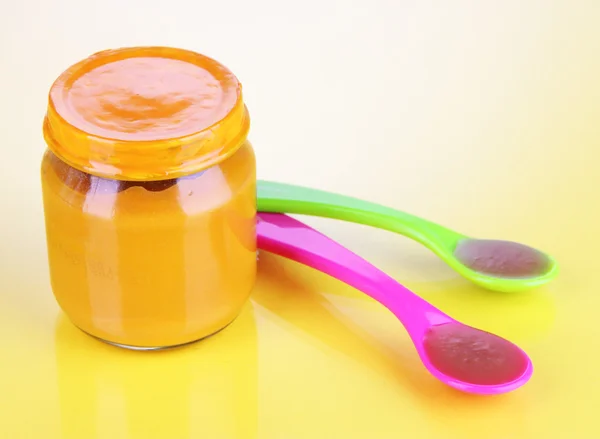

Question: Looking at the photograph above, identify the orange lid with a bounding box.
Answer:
[43,47,249,180]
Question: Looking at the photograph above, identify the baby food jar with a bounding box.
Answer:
[41,47,257,349]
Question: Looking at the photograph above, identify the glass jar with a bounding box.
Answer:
[41,47,257,349]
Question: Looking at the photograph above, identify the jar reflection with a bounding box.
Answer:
[54,303,258,439]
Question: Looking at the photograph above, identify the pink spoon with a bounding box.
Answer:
[256,213,533,395]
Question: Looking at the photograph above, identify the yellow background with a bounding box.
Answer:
[1,1,599,438]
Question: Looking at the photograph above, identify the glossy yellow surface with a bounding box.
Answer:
[1,1,599,438]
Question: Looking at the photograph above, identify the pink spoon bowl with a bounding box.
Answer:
[256,213,533,395]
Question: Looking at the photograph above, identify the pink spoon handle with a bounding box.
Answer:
[256,213,453,339]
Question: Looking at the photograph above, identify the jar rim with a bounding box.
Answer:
[43,46,250,181]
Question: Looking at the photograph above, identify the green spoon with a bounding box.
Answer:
[257,180,558,293]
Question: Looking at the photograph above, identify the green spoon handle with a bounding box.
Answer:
[257,180,466,256]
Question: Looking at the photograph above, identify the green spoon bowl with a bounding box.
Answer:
[257,180,558,293]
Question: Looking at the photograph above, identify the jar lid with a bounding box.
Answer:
[44,47,249,180]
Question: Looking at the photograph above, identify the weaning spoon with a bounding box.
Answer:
[257,180,558,293]
[256,212,533,395]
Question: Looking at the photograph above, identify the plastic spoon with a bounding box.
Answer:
[257,180,558,293]
[256,213,533,395]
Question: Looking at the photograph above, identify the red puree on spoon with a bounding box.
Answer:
[454,239,550,278]
[423,322,529,386]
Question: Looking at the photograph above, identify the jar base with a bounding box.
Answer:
[76,319,236,351]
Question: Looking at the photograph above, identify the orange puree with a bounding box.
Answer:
[41,47,256,348]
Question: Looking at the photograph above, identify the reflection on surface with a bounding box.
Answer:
[254,252,426,392]
[408,277,557,343]
[53,251,540,439]
[55,303,258,439]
